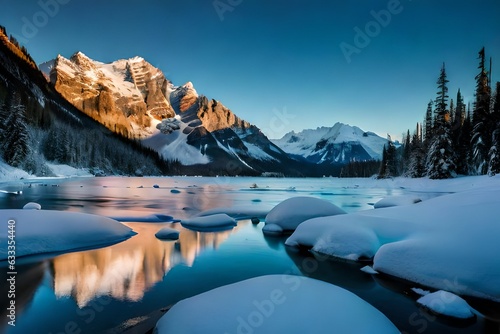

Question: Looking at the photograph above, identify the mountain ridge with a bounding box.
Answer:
[44,52,300,175]
[272,122,388,164]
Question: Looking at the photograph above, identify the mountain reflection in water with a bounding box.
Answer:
[51,222,236,307]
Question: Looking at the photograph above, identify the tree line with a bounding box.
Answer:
[377,47,499,179]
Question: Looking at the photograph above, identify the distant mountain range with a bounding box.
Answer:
[272,123,389,164]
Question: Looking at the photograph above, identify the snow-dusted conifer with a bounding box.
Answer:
[471,47,491,175]
[426,63,456,179]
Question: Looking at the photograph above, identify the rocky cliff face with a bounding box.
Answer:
[46,52,298,175]
[49,52,175,138]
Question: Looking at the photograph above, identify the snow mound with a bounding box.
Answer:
[155,227,179,240]
[23,202,41,210]
[360,266,378,274]
[108,214,173,223]
[262,223,283,236]
[181,213,236,231]
[411,287,430,296]
[374,194,422,208]
[265,197,345,232]
[0,210,135,260]
[195,206,271,220]
[417,290,475,319]
[154,275,399,334]
[286,186,500,302]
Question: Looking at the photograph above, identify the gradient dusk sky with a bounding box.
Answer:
[1,0,499,140]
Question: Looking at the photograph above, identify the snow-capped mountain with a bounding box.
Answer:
[45,52,296,174]
[272,123,389,164]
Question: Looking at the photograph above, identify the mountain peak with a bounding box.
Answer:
[272,123,388,164]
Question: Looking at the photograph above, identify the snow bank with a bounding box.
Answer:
[0,209,135,260]
[374,194,422,208]
[181,213,237,231]
[155,275,399,334]
[286,186,500,302]
[47,164,92,177]
[265,196,345,232]
[155,227,180,240]
[417,290,474,319]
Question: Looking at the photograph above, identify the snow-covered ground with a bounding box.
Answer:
[155,275,399,334]
[285,176,500,302]
[0,160,92,182]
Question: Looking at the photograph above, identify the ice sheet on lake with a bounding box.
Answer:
[155,275,399,334]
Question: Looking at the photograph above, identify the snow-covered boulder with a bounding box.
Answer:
[23,202,41,210]
[181,213,237,231]
[417,290,475,320]
[155,227,180,240]
[0,210,135,260]
[360,266,378,274]
[374,194,422,208]
[154,275,399,334]
[286,186,500,302]
[265,197,345,232]
[195,205,272,220]
[262,223,283,236]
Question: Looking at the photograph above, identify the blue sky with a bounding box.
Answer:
[1,0,499,140]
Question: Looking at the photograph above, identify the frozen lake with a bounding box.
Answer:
[0,177,498,333]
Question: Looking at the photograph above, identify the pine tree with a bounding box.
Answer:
[377,145,388,179]
[2,93,29,167]
[407,131,426,177]
[471,47,492,174]
[424,100,433,146]
[488,82,500,175]
[402,129,411,174]
[426,63,456,179]
[455,105,473,175]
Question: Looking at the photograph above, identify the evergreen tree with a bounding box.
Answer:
[455,105,472,175]
[402,129,411,173]
[488,82,500,175]
[426,63,456,179]
[407,131,426,177]
[377,145,388,178]
[2,93,29,166]
[424,100,433,145]
[471,47,492,174]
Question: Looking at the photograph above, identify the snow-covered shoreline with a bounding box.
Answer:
[284,178,500,302]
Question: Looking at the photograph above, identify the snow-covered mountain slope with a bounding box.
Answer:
[272,123,388,164]
[45,52,296,174]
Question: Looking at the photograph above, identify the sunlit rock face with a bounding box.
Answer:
[50,52,175,139]
[51,223,235,307]
[47,52,294,173]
